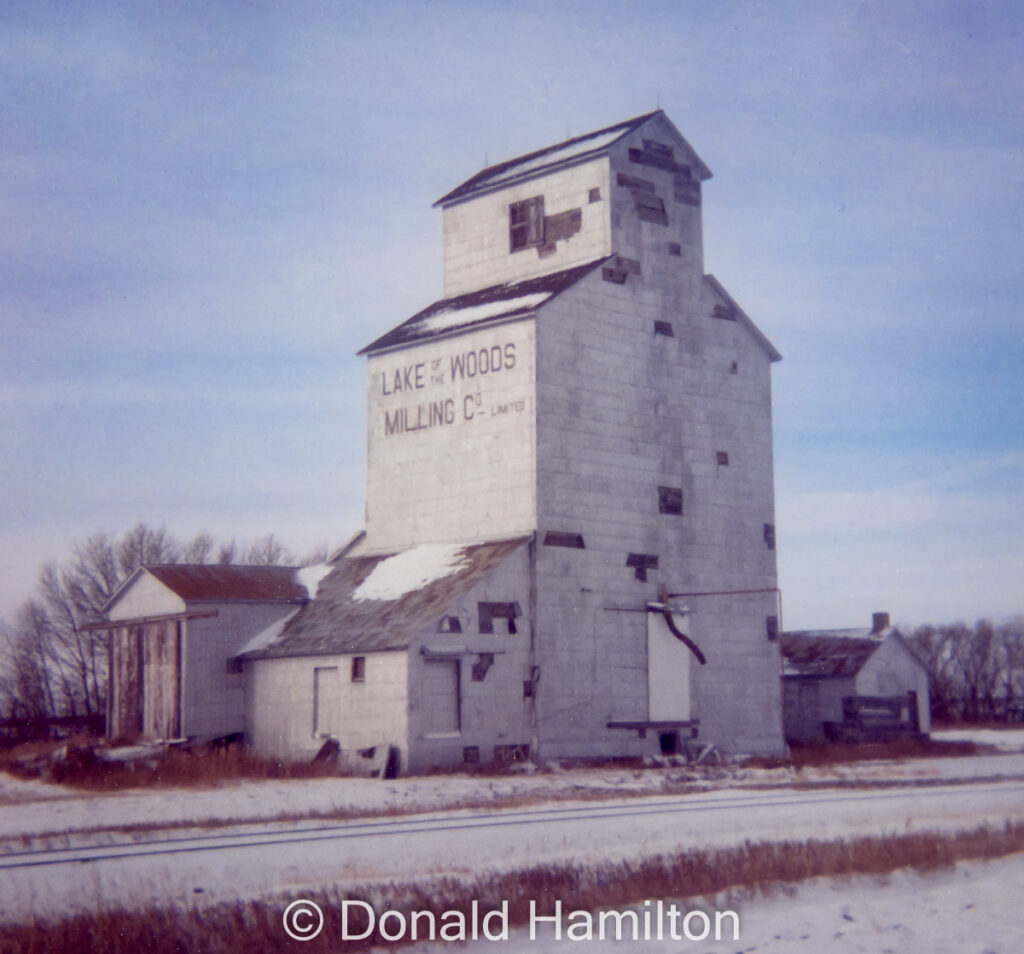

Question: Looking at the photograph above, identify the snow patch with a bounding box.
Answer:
[238,608,301,654]
[418,291,552,334]
[479,126,629,189]
[353,544,470,602]
[296,563,333,599]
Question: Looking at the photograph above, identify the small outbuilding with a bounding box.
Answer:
[103,565,314,743]
[781,612,931,744]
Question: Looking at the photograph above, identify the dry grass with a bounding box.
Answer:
[745,737,982,770]
[1,742,342,792]
[5,822,1023,953]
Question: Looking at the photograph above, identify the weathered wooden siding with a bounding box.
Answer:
[110,625,143,739]
[141,620,180,739]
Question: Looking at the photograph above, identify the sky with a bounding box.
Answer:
[1,0,1021,631]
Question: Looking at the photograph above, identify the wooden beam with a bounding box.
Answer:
[80,609,218,632]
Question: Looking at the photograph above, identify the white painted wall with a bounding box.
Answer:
[246,650,409,762]
[858,636,932,734]
[647,609,692,720]
[182,603,298,740]
[406,543,533,773]
[441,156,611,297]
[364,319,537,554]
[107,572,185,620]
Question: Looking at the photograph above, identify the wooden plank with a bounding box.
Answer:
[82,609,218,632]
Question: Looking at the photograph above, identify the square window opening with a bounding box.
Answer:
[509,196,545,252]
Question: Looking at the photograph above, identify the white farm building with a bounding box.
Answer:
[103,111,788,771]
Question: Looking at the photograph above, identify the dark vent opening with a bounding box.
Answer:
[658,485,683,515]
[478,601,521,634]
[626,553,659,582]
[544,531,586,549]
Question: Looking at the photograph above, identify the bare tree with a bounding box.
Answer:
[245,534,291,566]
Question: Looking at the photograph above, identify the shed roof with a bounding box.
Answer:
[359,257,607,355]
[780,630,885,678]
[241,537,529,658]
[110,565,309,610]
[435,111,660,207]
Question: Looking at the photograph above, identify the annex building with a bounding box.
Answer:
[104,110,787,771]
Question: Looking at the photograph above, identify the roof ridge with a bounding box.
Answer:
[434,110,661,207]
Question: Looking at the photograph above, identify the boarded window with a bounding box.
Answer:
[478,601,521,634]
[626,553,659,581]
[313,667,340,737]
[658,486,683,515]
[471,652,494,681]
[423,660,461,734]
[635,193,669,226]
[509,196,545,251]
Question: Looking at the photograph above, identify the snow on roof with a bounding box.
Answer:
[296,564,333,600]
[435,111,658,206]
[418,291,553,335]
[359,257,607,355]
[242,537,530,658]
[352,543,469,602]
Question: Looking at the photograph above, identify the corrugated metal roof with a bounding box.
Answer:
[434,112,659,207]
[144,565,309,603]
[358,257,607,355]
[780,630,884,678]
[242,537,530,658]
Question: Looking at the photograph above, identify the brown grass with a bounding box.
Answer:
[745,737,982,770]
[4,822,1023,953]
[1,743,343,792]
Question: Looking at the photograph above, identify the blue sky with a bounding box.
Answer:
[2,1,1021,629]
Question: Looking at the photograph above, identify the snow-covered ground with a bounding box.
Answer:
[402,853,1024,954]
[3,734,1024,848]
[2,726,1024,935]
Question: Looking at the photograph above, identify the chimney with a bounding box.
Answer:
[871,611,890,635]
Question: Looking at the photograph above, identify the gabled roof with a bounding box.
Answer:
[241,537,529,658]
[435,111,660,207]
[704,274,783,363]
[780,630,885,678]
[106,565,309,612]
[359,257,608,355]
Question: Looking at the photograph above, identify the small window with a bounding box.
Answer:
[763,523,776,550]
[658,486,683,515]
[766,616,779,642]
[588,187,601,203]
[351,656,366,682]
[653,320,674,337]
[716,451,730,466]
[509,196,545,252]
[667,242,682,256]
